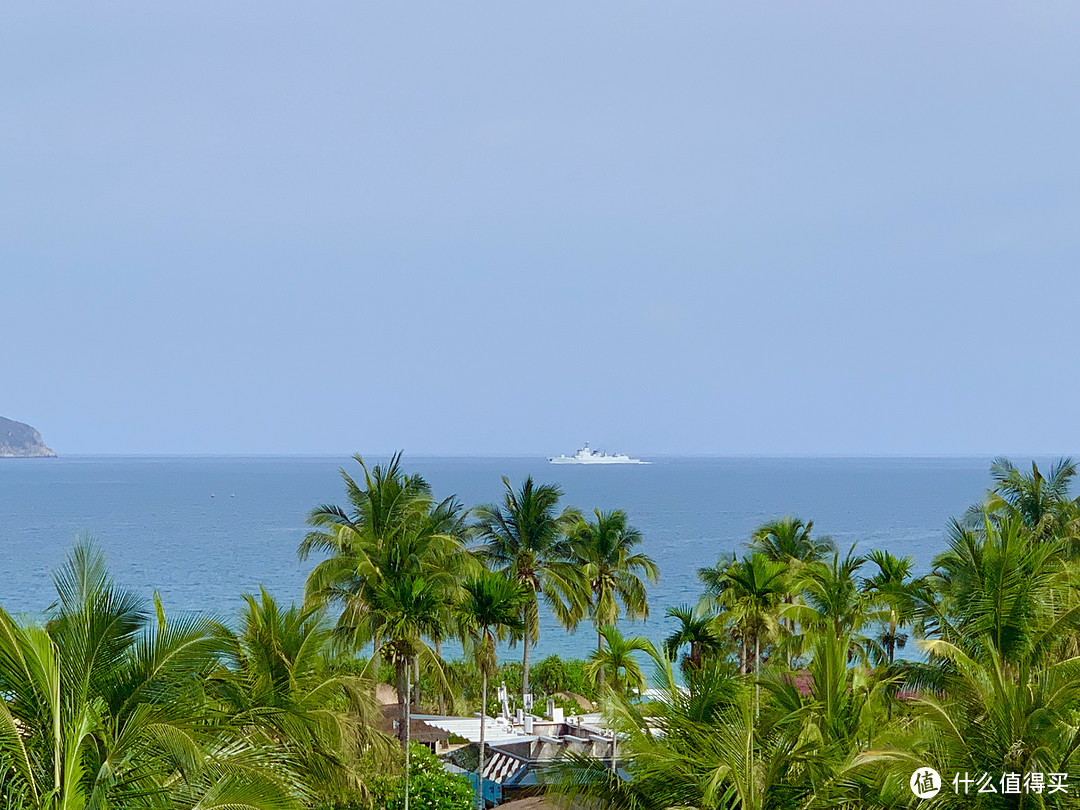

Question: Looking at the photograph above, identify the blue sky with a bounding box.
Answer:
[2,2,1077,455]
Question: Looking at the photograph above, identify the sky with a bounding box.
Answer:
[1,2,1078,456]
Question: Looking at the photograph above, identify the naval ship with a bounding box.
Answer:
[548,443,649,465]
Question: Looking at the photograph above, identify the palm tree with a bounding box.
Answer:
[568,508,659,683]
[473,476,586,700]
[787,546,874,662]
[748,517,834,664]
[863,640,1080,810]
[211,588,381,801]
[0,541,303,809]
[708,553,788,678]
[299,453,468,748]
[586,625,657,698]
[926,515,1077,669]
[749,516,835,565]
[965,456,1079,541]
[862,516,1080,808]
[553,649,837,810]
[861,549,923,666]
[662,604,725,673]
[299,452,435,568]
[456,572,527,810]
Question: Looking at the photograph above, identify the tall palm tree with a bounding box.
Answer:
[695,551,736,613]
[749,516,835,566]
[456,572,526,810]
[748,517,834,663]
[709,553,788,678]
[0,541,303,809]
[299,453,467,747]
[861,549,923,666]
[787,546,873,662]
[568,509,659,659]
[473,476,586,700]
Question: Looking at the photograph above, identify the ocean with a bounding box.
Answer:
[0,455,1005,661]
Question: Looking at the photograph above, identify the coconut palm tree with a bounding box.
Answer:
[586,625,657,698]
[861,517,1080,808]
[210,588,382,801]
[0,541,303,809]
[473,476,586,700]
[879,640,1080,809]
[787,546,875,662]
[749,516,835,566]
[299,453,468,748]
[926,515,1079,670]
[299,452,435,568]
[709,553,788,678]
[568,509,659,665]
[965,457,1080,542]
[662,604,726,673]
[861,549,924,666]
[456,572,527,810]
[747,517,835,665]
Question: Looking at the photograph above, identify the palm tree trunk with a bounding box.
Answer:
[888,615,897,665]
[597,627,605,687]
[412,655,421,707]
[785,596,794,668]
[754,633,761,718]
[522,628,531,701]
[478,670,487,810]
[436,639,446,715]
[611,728,617,776]
[395,658,409,748]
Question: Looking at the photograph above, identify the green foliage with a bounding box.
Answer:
[532,654,596,700]
[0,540,311,809]
[16,453,1080,810]
[368,745,473,810]
[551,457,1080,809]
[474,476,587,696]
[437,655,596,714]
[299,453,473,745]
[568,508,659,633]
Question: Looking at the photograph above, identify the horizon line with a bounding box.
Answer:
[25,451,1075,461]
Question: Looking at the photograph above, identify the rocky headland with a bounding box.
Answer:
[0,416,56,458]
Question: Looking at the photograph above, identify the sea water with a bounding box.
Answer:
[0,455,1004,660]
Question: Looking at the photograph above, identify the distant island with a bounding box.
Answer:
[0,416,56,458]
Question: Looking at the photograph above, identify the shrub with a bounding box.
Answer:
[368,744,474,810]
[530,655,597,701]
[532,655,567,696]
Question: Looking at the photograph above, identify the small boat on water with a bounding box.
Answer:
[548,443,649,465]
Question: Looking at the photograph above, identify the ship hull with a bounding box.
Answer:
[548,457,649,464]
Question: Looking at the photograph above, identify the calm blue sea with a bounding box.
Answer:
[0,455,1005,660]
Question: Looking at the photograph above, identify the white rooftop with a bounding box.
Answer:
[414,714,533,744]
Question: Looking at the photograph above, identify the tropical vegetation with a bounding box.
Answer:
[5,454,1080,809]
